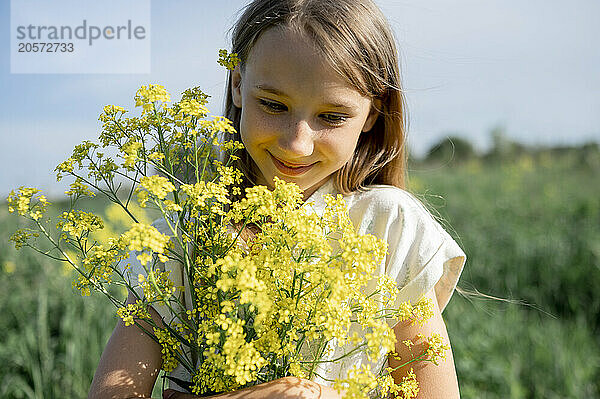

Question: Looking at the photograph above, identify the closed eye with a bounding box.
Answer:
[259,99,287,113]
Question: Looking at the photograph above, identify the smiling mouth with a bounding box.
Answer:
[269,153,316,176]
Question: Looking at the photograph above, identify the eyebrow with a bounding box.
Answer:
[255,84,288,98]
[254,84,358,111]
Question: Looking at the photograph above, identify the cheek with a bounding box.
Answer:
[340,140,360,164]
[239,109,271,150]
[325,129,362,163]
[240,107,281,144]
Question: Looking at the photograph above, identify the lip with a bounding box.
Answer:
[269,153,316,176]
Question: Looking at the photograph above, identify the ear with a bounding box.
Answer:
[362,98,381,133]
[231,65,243,108]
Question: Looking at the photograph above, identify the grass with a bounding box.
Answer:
[411,155,600,398]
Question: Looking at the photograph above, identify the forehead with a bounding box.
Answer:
[243,27,367,103]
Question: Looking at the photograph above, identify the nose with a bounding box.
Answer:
[277,118,314,157]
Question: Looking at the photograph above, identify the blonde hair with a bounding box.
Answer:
[224,0,408,194]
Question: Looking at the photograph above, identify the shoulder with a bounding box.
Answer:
[345,186,465,312]
[343,185,437,230]
[347,185,423,207]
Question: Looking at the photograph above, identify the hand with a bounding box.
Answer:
[163,389,197,399]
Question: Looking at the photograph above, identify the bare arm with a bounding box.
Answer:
[388,289,460,399]
[88,292,164,399]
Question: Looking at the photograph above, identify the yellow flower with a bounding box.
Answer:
[7,187,49,220]
[139,175,176,200]
[394,296,435,326]
[179,99,209,117]
[121,141,143,170]
[72,245,124,295]
[135,84,171,113]
[57,210,104,239]
[423,333,450,366]
[140,269,175,301]
[55,158,75,180]
[3,260,16,274]
[154,327,180,372]
[101,104,126,117]
[117,300,150,326]
[164,200,183,212]
[334,365,378,399]
[121,223,170,252]
[217,49,240,71]
[148,151,165,161]
[393,368,419,399]
[65,178,95,197]
[199,116,237,137]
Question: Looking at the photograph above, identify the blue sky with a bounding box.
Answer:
[1,0,599,197]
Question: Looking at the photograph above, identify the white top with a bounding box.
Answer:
[121,179,466,390]
[299,180,465,387]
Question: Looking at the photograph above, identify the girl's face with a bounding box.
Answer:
[231,27,379,199]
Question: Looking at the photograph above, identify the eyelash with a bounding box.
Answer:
[259,99,287,112]
[258,99,348,126]
[320,114,347,125]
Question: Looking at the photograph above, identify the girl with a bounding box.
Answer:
[89,0,466,398]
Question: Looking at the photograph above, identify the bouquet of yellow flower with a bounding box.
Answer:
[7,55,448,399]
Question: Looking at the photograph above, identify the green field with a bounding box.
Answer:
[1,153,598,398]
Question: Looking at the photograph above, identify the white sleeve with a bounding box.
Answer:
[348,187,465,324]
[385,191,465,312]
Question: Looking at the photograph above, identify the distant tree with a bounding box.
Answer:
[577,141,600,169]
[490,125,511,156]
[485,125,528,162]
[425,135,476,164]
